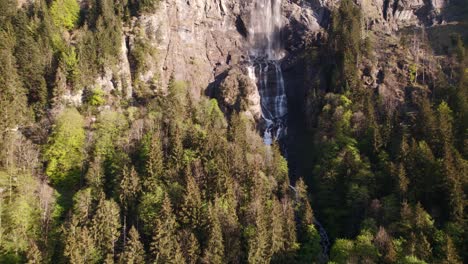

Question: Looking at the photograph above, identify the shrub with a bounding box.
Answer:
[88,87,106,106]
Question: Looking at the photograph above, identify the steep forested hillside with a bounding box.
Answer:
[0,0,466,263]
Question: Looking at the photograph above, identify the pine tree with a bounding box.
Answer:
[119,165,141,212]
[295,180,321,263]
[399,201,412,234]
[374,227,396,263]
[397,163,409,197]
[270,198,285,255]
[168,122,185,176]
[442,236,462,264]
[145,133,164,191]
[91,198,121,261]
[26,241,42,264]
[415,232,432,262]
[202,204,224,264]
[329,0,362,91]
[119,226,145,264]
[437,102,454,146]
[86,157,105,198]
[214,180,241,263]
[180,174,206,236]
[180,230,200,264]
[64,217,100,264]
[248,180,271,264]
[416,97,437,146]
[295,178,314,234]
[72,188,94,225]
[0,28,28,136]
[151,195,185,264]
[166,77,187,122]
[281,196,297,252]
[441,144,464,222]
[269,144,289,186]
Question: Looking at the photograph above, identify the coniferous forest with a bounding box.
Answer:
[0,0,466,263]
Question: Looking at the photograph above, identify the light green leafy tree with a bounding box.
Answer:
[50,0,80,30]
[45,108,85,187]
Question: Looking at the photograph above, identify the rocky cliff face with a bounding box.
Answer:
[70,0,454,116]
[128,0,324,104]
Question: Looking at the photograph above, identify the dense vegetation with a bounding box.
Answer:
[301,0,467,263]
[0,0,466,263]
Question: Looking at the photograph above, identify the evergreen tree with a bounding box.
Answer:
[247,178,271,264]
[151,195,185,264]
[179,175,205,235]
[295,178,314,231]
[119,226,145,264]
[202,204,224,264]
[91,198,121,262]
[441,144,464,222]
[281,196,298,253]
[86,157,105,198]
[397,162,409,198]
[26,241,42,264]
[270,198,286,255]
[329,0,362,91]
[145,133,165,191]
[179,230,200,264]
[119,165,141,212]
[0,18,28,138]
[214,181,241,263]
[442,236,462,264]
[374,227,397,263]
[64,218,100,264]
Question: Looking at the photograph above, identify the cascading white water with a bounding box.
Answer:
[247,0,287,145]
[248,1,331,257]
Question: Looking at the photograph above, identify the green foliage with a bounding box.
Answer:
[0,28,28,135]
[409,64,418,84]
[0,172,41,259]
[93,110,128,158]
[50,0,80,30]
[330,239,354,263]
[329,0,363,91]
[62,46,80,82]
[0,0,466,260]
[138,188,165,235]
[13,10,51,117]
[138,0,160,13]
[119,166,141,212]
[401,255,428,264]
[151,195,185,264]
[64,218,100,263]
[87,87,106,106]
[131,36,158,98]
[313,93,374,237]
[94,0,122,68]
[120,226,145,264]
[91,198,121,260]
[202,204,224,263]
[45,108,85,186]
[297,225,322,263]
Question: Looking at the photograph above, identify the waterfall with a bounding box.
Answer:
[248,1,331,258]
[247,0,287,145]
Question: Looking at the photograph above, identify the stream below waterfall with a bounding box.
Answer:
[246,0,331,259]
